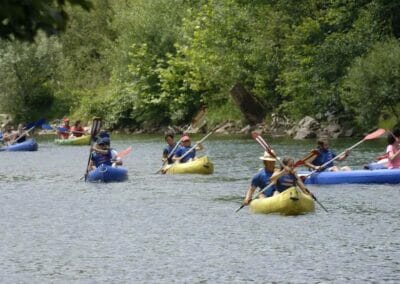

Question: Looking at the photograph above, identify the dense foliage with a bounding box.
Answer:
[1,0,400,131]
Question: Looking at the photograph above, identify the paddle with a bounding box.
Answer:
[84,118,102,181]
[25,118,46,130]
[112,146,133,167]
[251,132,328,212]
[161,123,223,174]
[116,146,133,158]
[302,128,386,179]
[235,150,319,212]
[155,125,193,174]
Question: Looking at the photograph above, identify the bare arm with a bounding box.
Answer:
[243,185,256,206]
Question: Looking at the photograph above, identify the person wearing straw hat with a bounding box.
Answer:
[242,150,278,206]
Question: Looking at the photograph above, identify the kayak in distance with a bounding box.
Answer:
[0,139,38,152]
[162,156,214,175]
[54,135,91,146]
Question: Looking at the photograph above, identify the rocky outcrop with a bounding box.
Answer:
[292,116,320,139]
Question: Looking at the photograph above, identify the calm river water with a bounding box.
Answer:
[1,135,399,283]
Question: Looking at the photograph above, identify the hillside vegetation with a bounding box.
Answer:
[1,0,400,131]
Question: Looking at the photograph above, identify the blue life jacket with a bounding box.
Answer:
[163,143,177,164]
[312,148,336,169]
[276,173,296,192]
[175,145,196,163]
[91,149,112,167]
[16,135,26,143]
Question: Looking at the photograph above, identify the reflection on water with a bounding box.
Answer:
[0,136,399,282]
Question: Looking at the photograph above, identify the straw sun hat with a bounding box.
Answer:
[259,150,276,161]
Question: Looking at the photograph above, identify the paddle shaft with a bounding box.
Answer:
[84,118,102,181]
[178,126,218,161]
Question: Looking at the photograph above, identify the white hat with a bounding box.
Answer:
[259,150,276,161]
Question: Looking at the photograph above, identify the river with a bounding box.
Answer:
[1,135,399,283]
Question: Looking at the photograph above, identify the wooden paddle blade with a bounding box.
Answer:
[364,128,385,140]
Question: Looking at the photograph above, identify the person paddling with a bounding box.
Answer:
[386,128,400,169]
[11,123,29,144]
[263,156,308,197]
[70,120,86,138]
[162,133,177,164]
[304,136,351,171]
[57,118,70,139]
[173,135,203,163]
[1,124,14,145]
[242,151,278,206]
[87,137,122,171]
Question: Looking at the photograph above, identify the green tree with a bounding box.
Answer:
[0,0,92,41]
[0,36,65,122]
[341,38,400,130]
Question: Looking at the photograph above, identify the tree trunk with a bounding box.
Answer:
[230,83,266,125]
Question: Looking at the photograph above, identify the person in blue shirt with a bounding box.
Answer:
[305,137,350,171]
[162,133,177,164]
[242,150,278,205]
[264,156,308,197]
[173,135,203,163]
[88,137,122,171]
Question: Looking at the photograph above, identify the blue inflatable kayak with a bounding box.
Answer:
[300,168,400,185]
[0,139,38,151]
[86,165,128,182]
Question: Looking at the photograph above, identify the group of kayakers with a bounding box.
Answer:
[162,132,204,164]
[241,129,400,205]
[56,118,87,139]
[0,123,29,145]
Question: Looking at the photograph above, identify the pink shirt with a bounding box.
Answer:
[387,144,400,169]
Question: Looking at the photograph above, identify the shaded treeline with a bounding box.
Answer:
[1,0,400,131]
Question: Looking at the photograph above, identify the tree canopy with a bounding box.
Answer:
[0,0,92,41]
[1,0,400,131]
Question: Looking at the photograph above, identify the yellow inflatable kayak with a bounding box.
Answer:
[250,187,315,215]
[54,135,91,145]
[163,156,214,174]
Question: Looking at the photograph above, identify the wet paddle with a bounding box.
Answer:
[83,118,102,181]
[302,128,386,180]
[252,132,328,212]
[235,150,319,212]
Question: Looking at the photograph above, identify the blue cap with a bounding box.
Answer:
[97,137,110,145]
